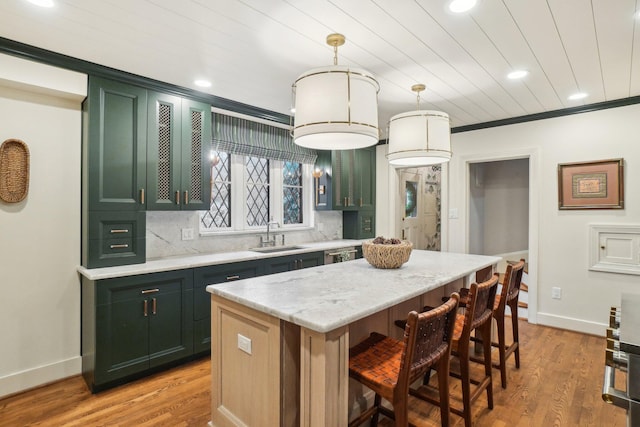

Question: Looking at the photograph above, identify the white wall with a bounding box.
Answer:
[446,104,640,335]
[0,54,86,398]
[469,159,529,255]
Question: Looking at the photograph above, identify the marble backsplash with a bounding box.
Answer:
[146,210,343,259]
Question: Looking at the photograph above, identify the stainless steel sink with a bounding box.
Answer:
[249,245,304,254]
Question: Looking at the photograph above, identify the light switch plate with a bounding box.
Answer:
[237,334,252,355]
[449,208,459,219]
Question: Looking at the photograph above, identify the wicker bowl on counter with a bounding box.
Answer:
[362,239,413,269]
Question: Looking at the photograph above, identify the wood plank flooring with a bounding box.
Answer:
[0,321,627,427]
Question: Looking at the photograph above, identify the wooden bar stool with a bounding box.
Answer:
[461,259,525,388]
[348,294,460,427]
[446,274,498,427]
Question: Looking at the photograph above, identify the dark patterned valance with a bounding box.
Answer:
[212,112,317,164]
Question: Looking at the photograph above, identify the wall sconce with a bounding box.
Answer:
[312,168,324,206]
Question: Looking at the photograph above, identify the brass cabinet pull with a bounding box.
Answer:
[143,299,148,317]
[109,244,129,249]
[359,198,363,207]
[343,197,347,206]
[110,229,129,234]
[184,190,189,205]
[175,191,180,205]
[152,297,157,315]
[226,275,240,281]
[141,288,159,294]
[140,188,145,205]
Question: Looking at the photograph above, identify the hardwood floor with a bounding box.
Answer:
[0,321,626,426]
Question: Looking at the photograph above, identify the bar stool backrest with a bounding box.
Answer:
[398,293,460,391]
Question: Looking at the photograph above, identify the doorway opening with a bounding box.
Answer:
[468,158,530,318]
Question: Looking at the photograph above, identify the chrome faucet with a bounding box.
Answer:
[261,220,280,247]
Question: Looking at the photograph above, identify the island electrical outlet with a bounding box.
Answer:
[237,334,252,355]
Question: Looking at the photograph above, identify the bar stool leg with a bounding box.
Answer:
[496,314,508,388]
[480,321,494,410]
[458,337,473,427]
[371,394,381,427]
[509,299,521,369]
[436,356,451,427]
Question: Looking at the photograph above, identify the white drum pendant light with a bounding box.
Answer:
[387,84,452,167]
[292,33,380,150]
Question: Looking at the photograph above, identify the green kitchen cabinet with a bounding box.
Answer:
[343,210,375,240]
[192,261,262,354]
[84,76,147,212]
[83,76,213,268]
[85,211,146,268]
[146,92,211,210]
[263,251,325,274]
[331,146,376,211]
[83,77,148,268]
[82,270,193,392]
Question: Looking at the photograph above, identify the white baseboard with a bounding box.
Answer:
[0,356,81,399]
[536,312,606,336]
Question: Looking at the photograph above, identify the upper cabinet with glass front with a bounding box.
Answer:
[146,92,211,210]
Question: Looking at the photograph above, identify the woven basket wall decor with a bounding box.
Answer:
[0,138,30,203]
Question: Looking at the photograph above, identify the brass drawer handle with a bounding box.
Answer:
[175,190,180,205]
[109,244,129,249]
[184,190,189,205]
[226,275,240,281]
[143,299,148,317]
[141,288,160,294]
[152,297,157,315]
[110,229,129,234]
[140,188,145,205]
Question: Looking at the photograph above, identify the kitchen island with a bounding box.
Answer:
[207,250,500,427]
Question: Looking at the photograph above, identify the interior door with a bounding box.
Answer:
[398,170,424,248]
[397,168,440,250]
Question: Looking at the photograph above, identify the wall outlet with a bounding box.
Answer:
[551,287,562,299]
[449,208,459,219]
[237,334,252,355]
[181,228,194,241]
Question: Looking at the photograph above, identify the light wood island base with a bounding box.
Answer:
[210,281,464,427]
[207,251,500,426]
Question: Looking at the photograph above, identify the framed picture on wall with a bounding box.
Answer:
[557,158,624,209]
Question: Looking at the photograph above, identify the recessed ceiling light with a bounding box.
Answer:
[194,79,211,88]
[568,92,588,100]
[449,0,477,13]
[26,0,54,7]
[507,70,529,80]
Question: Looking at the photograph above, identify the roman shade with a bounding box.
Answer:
[212,113,317,164]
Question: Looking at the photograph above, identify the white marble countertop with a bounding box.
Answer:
[77,239,363,280]
[207,250,501,333]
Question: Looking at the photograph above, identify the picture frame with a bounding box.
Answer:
[557,158,624,210]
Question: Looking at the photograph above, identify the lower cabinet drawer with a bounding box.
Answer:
[86,211,145,268]
[87,237,145,268]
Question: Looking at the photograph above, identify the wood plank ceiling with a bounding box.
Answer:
[1,0,639,131]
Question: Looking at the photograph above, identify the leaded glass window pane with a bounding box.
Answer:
[283,161,302,225]
[202,151,231,228]
[246,156,269,226]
